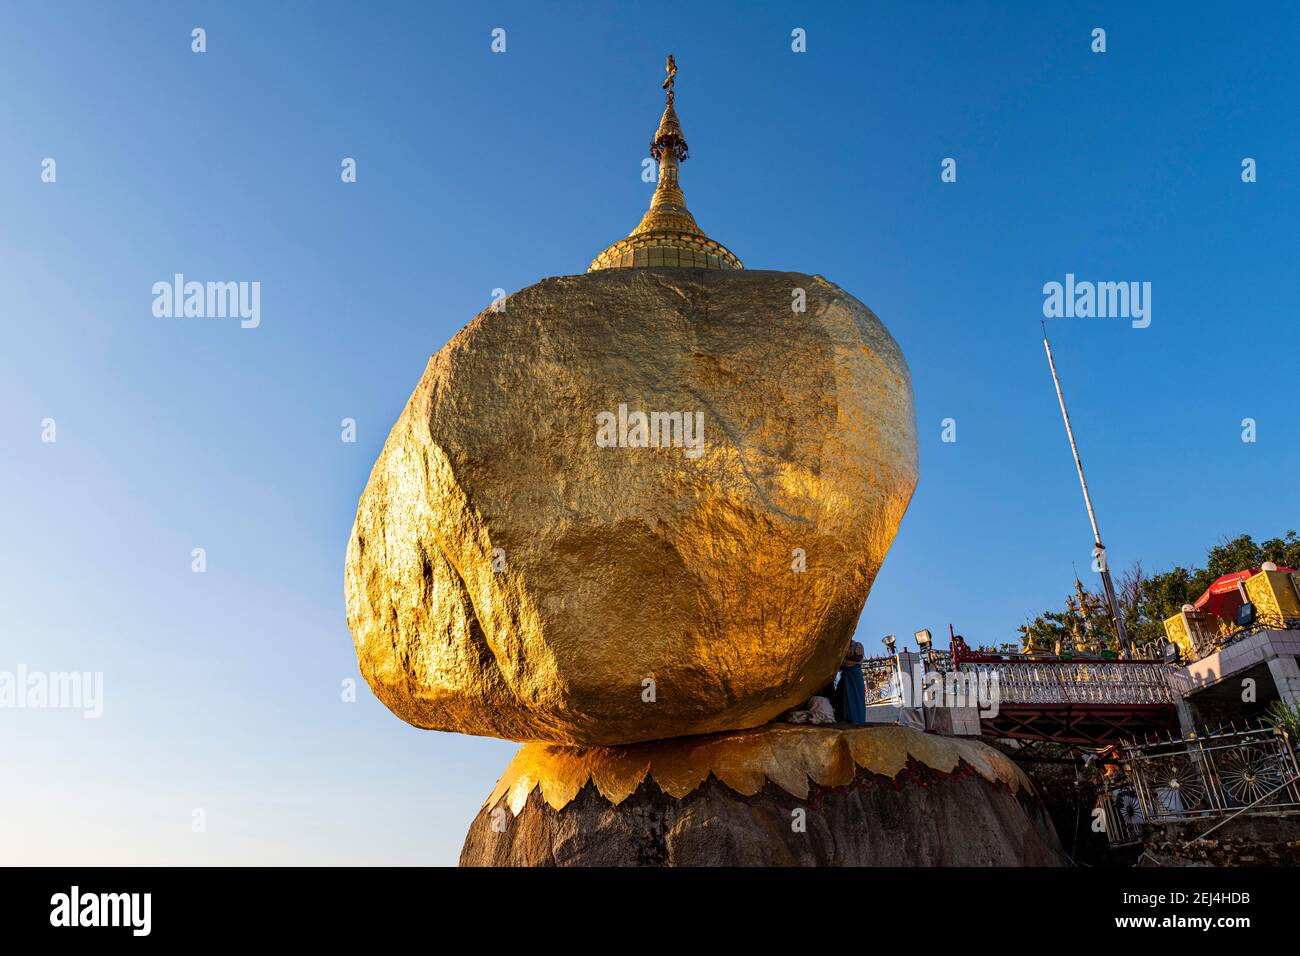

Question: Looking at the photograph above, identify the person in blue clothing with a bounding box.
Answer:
[836,640,867,725]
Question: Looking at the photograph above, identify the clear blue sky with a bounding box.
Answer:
[2,2,1296,865]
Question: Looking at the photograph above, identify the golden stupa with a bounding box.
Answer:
[344,57,919,747]
[588,55,741,272]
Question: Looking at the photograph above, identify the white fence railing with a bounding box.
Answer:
[862,650,1175,708]
[954,659,1174,706]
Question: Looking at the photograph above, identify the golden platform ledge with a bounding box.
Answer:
[485,723,1033,815]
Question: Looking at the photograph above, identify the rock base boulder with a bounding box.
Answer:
[461,725,1065,866]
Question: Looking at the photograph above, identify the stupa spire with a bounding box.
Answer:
[588,55,742,272]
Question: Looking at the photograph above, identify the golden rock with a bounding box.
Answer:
[344,57,918,745]
[344,266,918,745]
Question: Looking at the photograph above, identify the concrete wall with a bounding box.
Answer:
[1168,628,1300,734]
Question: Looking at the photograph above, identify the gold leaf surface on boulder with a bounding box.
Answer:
[344,267,918,745]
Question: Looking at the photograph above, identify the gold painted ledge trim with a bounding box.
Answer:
[484,724,1032,816]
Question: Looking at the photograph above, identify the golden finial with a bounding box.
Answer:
[650,56,688,163]
[588,56,741,272]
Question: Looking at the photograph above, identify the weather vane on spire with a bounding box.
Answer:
[662,54,677,102]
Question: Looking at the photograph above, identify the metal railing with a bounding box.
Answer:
[862,655,903,706]
[1181,611,1300,664]
[1121,726,1300,822]
[861,644,1175,708]
[940,637,1175,706]
[1099,782,1144,846]
[957,658,1175,706]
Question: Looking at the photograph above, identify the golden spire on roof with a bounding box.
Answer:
[588,55,742,272]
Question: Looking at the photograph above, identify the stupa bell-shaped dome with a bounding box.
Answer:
[589,57,742,272]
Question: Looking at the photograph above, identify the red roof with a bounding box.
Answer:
[1194,567,1295,620]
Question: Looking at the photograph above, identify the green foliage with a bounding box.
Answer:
[1265,700,1300,741]
[1020,531,1300,655]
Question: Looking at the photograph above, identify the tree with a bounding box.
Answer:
[1019,531,1299,655]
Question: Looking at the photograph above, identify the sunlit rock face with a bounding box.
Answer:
[344,267,917,745]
